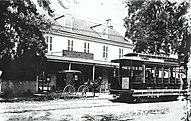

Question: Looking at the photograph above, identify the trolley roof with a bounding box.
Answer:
[112,53,179,66]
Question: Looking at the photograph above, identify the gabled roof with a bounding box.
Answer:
[72,18,101,38]
[50,14,132,46]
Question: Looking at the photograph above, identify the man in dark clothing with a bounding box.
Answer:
[92,76,102,97]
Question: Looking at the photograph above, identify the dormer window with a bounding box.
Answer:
[102,28,106,35]
[64,14,73,31]
[90,22,109,39]
[102,26,108,39]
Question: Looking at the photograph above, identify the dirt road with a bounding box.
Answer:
[0,95,189,121]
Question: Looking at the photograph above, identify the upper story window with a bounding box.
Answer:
[103,45,108,59]
[119,48,123,58]
[46,36,52,52]
[84,42,89,53]
[68,40,73,51]
[64,14,73,31]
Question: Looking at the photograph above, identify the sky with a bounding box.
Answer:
[35,0,128,36]
[34,0,191,36]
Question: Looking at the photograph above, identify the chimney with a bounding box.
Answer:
[106,19,111,25]
[106,19,113,29]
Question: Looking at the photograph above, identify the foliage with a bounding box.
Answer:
[37,0,54,16]
[0,0,54,80]
[124,0,190,61]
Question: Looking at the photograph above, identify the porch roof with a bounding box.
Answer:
[46,55,119,67]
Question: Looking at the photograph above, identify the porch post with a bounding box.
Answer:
[93,64,96,81]
[142,64,145,83]
[0,71,2,93]
[168,67,171,83]
[154,66,156,83]
[42,71,45,91]
[161,66,164,83]
[175,67,177,83]
[36,75,39,93]
[69,62,72,70]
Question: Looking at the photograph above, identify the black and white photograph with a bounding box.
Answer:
[0,0,191,120]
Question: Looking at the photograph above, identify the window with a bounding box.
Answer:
[119,48,123,58]
[102,28,107,35]
[103,46,108,59]
[45,36,53,52]
[64,15,73,31]
[68,40,73,51]
[46,36,49,43]
[50,36,52,51]
[102,27,108,38]
[84,42,89,53]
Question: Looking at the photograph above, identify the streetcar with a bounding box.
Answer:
[110,53,188,102]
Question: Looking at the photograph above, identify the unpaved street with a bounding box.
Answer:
[0,95,189,121]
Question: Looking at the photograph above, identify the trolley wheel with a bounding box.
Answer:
[77,85,89,98]
[63,84,76,99]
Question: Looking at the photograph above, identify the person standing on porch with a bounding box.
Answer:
[92,76,102,97]
[97,76,102,93]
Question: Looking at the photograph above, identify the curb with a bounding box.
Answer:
[0,93,113,102]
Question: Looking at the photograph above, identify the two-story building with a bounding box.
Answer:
[38,14,134,92]
[0,13,133,96]
[39,14,134,92]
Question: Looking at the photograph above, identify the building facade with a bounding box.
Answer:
[39,14,134,92]
[0,14,133,96]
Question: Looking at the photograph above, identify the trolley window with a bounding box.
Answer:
[120,66,131,77]
[132,66,143,84]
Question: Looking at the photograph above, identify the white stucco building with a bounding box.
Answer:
[39,14,134,92]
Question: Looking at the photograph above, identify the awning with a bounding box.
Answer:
[46,54,119,67]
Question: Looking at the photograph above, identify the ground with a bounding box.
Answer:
[0,93,190,121]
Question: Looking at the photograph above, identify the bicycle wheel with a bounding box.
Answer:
[63,84,76,99]
[77,85,89,98]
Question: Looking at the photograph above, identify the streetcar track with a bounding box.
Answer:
[1,104,119,114]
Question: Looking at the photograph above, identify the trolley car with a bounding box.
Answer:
[110,53,188,102]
